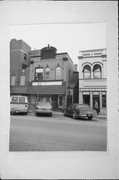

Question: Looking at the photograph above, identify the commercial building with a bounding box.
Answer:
[27,45,79,110]
[10,39,79,110]
[78,49,107,115]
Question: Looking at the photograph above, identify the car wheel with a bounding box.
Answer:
[88,115,92,120]
[73,112,77,119]
[35,112,38,116]
[64,111,67,116]
[49,113,52,117]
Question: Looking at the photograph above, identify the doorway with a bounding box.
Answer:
[83,94,90,105]
[52,95,58,110]
[93,94,100,113]
[67,95,72,107]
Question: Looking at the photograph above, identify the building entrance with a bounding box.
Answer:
[51,95,58,110]
[93,94,100,113]
[67,95,72,107]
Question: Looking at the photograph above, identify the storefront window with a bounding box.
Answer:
[45,67,50,80]
[83,65,91,79]
[59,96,63,106]
[102,93,106,107]
[83,94,90,105]
[35,67,43,81]
[56,66,61,80]
[93,64,101,79]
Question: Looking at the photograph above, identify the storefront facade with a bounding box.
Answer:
[28,45,78,110]
[78,49,107,115]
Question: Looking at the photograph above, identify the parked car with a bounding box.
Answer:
[64,103,97,120]
[10,95,29,115]
[35,101,52,116]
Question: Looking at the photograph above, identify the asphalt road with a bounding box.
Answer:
[9,113,107,151]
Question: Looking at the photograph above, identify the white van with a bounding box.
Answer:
[10,95,29,115]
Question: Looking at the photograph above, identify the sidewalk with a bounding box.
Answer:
[96,114,107,120]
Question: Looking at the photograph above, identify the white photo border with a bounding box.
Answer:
[0,1,118,179]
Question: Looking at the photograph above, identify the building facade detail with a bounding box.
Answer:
[78,49,107,115]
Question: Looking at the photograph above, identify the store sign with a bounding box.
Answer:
[32,81,62,86]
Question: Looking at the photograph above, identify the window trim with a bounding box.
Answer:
[83,65,91,79]
[45,67,50,80]
[93,64,102,79]
[35,67,44,81]
[56,66,62,80]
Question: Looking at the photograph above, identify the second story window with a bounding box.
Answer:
[93,64,101,79]
[11,76,16,86]
[35,67,43,81]
[45,67,50,80]
[83,65,91,79]
[20,76,25,86]
[24,53,27,60]
[56,66,61,80]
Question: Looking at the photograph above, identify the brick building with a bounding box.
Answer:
[10,39,31,95]
[78,49,107,115]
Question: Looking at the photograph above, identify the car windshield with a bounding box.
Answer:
[11,96,19,103]
[19,97,26,103]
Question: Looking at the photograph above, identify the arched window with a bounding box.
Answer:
[93,64,101,79]
[56,66,61,80]
[45,67,50,80]
[83,65,91,79]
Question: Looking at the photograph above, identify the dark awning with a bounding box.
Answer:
[27,85,66,95]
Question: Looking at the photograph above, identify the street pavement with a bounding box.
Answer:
[9,112,107,151]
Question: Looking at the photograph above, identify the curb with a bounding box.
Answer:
[28,111,107,119]
[96,116,107,120]
[28,111,64,115]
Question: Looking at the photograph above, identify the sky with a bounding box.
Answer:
[10,23,106,65]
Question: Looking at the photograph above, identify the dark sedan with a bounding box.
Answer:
[64,104,97,120]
